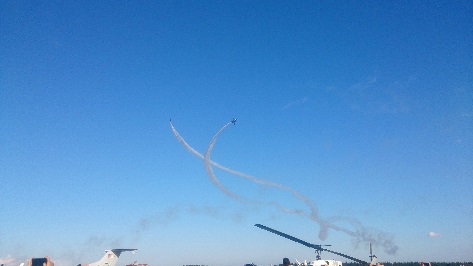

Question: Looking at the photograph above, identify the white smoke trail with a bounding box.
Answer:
[203,121,242,200]
[170,119,398,255]
[171,119,319,212]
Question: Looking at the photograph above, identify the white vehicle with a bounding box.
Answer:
[295,259,342,266]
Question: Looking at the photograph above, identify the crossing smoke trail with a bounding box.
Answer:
[170,119,318,210]
[203,121,241,200]
[170,119,398,255]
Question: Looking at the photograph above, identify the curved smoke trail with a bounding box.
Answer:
[171,119,319,214]
[171,119,319,212]
[203,121,241,200]
[170,119,398,255]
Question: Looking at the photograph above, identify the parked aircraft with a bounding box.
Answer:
[77,249,137,266]
[255,224,367,265]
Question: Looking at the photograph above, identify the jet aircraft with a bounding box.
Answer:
[77,249,137,266]
[231,118,237,125]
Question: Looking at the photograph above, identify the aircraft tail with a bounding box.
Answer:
[78,249,137,266]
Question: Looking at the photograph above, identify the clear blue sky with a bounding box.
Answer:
[1,1,472,266]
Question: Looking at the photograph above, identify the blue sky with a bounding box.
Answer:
[1,1,472,266]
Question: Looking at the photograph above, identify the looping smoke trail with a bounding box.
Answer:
[171,119,319,213]
[170,119,398,255]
